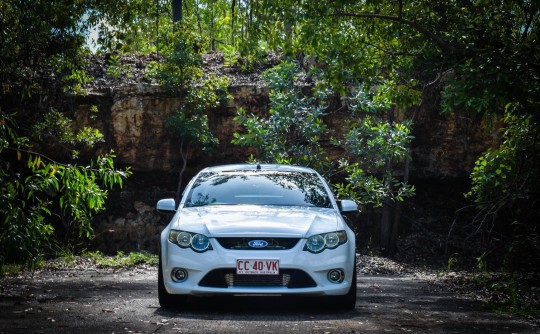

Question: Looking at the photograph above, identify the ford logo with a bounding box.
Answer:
[248,240,268,248]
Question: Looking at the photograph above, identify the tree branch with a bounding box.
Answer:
[330,11,458,54]
[6,147,67,168]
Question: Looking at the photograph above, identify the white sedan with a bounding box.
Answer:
[157,164,358,309]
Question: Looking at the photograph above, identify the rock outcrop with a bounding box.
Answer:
[74,54,500,253]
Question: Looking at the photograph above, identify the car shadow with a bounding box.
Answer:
[153,295,362,320]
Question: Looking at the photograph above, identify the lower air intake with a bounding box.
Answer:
[199,269,316,288]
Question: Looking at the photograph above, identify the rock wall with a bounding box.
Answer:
[83,83,499,254]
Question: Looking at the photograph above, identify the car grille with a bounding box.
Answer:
[199,269,317,288]
[216,237,300,250]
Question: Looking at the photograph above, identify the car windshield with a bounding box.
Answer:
[185,171,332,208]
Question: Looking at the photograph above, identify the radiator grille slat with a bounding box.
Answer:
[216,238,300,250]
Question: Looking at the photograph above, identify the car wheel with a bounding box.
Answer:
[331,261,357,310]
[158,251,179,308]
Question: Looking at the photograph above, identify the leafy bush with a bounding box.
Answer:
[0,112,131,270]
[466,104,540,272]
[146,30,203,90]
[86,251,158,268]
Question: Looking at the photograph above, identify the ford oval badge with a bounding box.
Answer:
[248,240,268,248]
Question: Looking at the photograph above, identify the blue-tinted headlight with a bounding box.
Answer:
[305,234,325,253]
[168,230,213,252]
[304,231,347,253]
[191,233,211,252]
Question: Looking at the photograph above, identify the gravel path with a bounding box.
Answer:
[1,255,538,333]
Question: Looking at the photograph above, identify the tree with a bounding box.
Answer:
[335,83,417,253]
[465,105,540,270]
[232,61,331,173]
[149,27,230,204]
[0,0,136,268]
[2,0,538,267]
[232,62,416,254]
[226,0,539,261]
[165,75,229,203]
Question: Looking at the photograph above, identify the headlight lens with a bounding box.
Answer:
[168,230,213,252]
[324,232,340,248]
[304,231,347,253]
[191,233,211,252]
[176,231,192,247]
[305,234,325,253]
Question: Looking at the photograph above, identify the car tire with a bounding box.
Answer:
[158,251,179,308]
[331,261,357,310]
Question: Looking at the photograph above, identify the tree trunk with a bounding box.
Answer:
[388,155,410,254]
[194,0,203,36]
[175,139,188,205]
[388,106,418,254]
[380,107,396,253]
[283,9,293,56]
[231,0,236,41]
[210,2,216,51]
[155,0,160,55]
[380,195,393,252]
[380,157,393,252]
[172,0,183,22]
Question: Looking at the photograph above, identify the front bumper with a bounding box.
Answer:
[160,235,356,297]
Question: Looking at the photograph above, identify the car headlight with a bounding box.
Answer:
[304,231,347,253]
[168,230,213,252]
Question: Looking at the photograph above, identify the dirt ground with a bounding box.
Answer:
[1,260,538,334]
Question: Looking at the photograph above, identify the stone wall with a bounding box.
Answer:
[83,83,499,254]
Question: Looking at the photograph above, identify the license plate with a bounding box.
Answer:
[236,259,279,275]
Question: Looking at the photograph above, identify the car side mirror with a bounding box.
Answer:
[156,198,176,213]
[339,199,358,213]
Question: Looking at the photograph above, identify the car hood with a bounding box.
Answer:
[173,205,340,238]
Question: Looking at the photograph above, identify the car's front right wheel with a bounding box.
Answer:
[158,251,180,308]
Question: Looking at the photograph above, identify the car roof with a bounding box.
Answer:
[201,164,317,174]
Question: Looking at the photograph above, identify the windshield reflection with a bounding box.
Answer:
[185,172,332,208]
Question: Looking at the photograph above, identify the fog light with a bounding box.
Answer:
[171,268,188,282]
[327,269,344,283]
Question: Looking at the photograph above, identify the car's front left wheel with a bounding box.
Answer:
[330,261,357,310]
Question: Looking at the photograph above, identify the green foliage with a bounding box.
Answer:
[32,109,104,149]
[47,55,94,95]
[334,84,416,207]
[105,54,132,79]
[471,269,540,318]
[163,73,229,152]
[85,250,158,268]
[232,61,331,172]
[344,115,413,167]
[232,60,416,215]
[61,68,94,95]
[166,110,218,151]
[152,27,230,200]
[1,0,538,275]
[467,105,539,207]
[2,251,159,274]
[0,112,131,269]
[489,278,536,317]
[0,0,91,92]
[437,254,459,277]
[146,29,203,90]
[465,104,540,271]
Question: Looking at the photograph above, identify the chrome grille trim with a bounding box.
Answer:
[216,237,300,250]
